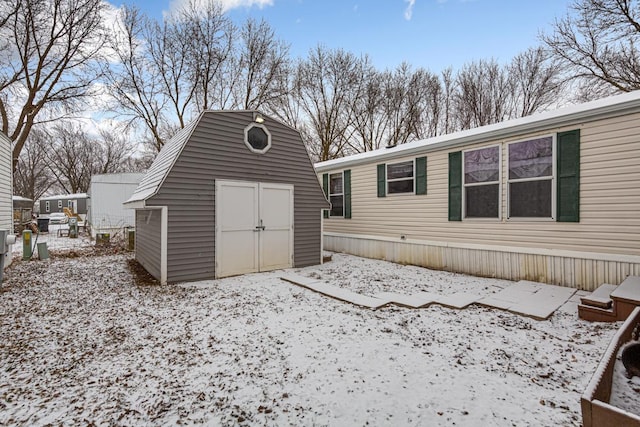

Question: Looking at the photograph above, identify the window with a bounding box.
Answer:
[68,200,73,208]
[45,201,50,213]
[58,200,62,209]
[329,172,344,217]
[463,145,500,218]
[386,160,414,194]
[508,136,554,218]
[244,123,272,154]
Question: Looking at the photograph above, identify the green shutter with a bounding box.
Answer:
[448,152,462,221]
[415,156,427,195]
[344,170,352,219]
[557,129,580,222]
[322,173,329,219]
[377,164,386,197]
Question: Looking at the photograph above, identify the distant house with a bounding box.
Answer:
[125,111,328,284]
[13,195,34,233]
[0,132,14,267]
[315,91,640,291]
[39,193,89,219]
[88,172,144,238]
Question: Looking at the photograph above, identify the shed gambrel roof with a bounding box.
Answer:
[315,90,640,172]
[125,118,199,207]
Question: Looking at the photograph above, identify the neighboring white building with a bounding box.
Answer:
[89,173,144,238]
[0,132,14,267]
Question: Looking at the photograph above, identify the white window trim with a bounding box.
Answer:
[386,159,415,196]
[45,201,50,213]
[329,171,344,218]
[506,135,556,221]
[57,200,62,209]
[244,123,272,154]
[462,144,502,221]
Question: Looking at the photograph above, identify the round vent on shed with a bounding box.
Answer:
[244,123,272,154]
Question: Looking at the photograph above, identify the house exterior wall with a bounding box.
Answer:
[0,133,13,267]
[89,173,144,237]
[39,196,88,215]
[135,209,162,279]
[145,111,327,283]
[319,113,640,290]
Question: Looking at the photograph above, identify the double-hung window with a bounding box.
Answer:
[45,201,50,213]
[329,172,344,217]
[508,136,554,218]
[387,160,414,194]
[58,200,63,209]
[463,145,500,218]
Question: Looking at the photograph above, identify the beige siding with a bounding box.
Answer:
[322,114,640,258]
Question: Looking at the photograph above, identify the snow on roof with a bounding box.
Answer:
[315,90,640,172]
[40,193,88,201]
[125,118,200,206]
[12,195,33,202]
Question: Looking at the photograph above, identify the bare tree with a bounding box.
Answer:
[509,47,565,116]
[349,68,388,152]
[104,5,170,152]
[454,59,514,130]
[542,0,640,96]
[13,128,53,202]
[382,64,437,146]
[95,129,136,174]
[0,0,106,170]
[234,18,290,110]
[44,124,135,194]
[179,0,235,111]
[296,46,370,161]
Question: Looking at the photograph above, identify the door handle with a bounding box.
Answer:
[255,219,266,231]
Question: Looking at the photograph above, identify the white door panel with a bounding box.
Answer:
[216,181,259,277]
[260,183,293,271]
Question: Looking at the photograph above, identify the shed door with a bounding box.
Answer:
[216,180,293,278]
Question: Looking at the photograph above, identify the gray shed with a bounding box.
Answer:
[124,111,329,284]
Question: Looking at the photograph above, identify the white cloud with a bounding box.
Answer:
[169,0,274,14]
[404,0,416,20]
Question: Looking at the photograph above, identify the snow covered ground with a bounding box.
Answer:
[0,247,625,426]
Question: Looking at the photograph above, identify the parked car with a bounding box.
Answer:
[48,212,69,225]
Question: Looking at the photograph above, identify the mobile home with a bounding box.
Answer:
[315,91,640,290]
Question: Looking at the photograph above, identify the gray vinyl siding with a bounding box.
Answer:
[39,197,88,215]
[135,209,162,279]
[146,111,327,283]
[0,133,12,234]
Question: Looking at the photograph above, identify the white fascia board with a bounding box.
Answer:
[123,200,146,209]
[315,90,640,172]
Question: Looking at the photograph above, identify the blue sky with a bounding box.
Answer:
[107,0,572,72]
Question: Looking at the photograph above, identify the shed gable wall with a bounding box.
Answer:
[147,111,326,283]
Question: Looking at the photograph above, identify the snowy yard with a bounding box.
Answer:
[0,244,623,426]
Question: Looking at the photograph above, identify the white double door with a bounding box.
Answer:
[216,180,294,278]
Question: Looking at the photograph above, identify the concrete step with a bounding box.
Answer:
[580,283,617,309]
[578,303,617,322]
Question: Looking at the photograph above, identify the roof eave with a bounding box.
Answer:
[123,199,146,209]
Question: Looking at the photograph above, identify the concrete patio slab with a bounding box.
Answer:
[433,292,480,309]
[281,274,389,309]
[281,275,575,320]
[374,292,436,308]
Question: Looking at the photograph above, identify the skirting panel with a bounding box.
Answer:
[324,235,640,291]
